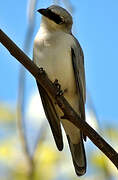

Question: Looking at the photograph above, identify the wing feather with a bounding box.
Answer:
[71,36,86,140]
[37,82,63,151]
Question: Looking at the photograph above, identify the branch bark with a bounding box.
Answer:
[0,29,118,169]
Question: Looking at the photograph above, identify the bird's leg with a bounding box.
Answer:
[53,79,68,119]
[53,79,63,96]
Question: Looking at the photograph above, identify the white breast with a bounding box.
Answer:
[33,29,76,97]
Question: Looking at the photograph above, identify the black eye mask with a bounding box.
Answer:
[38,8,64,24]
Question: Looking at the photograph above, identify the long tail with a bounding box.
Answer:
[67,135,86,176]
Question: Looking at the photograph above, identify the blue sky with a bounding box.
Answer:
[0,0,118,127]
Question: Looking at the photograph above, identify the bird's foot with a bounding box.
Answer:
[38,67,45,74]
[53,79,63,96]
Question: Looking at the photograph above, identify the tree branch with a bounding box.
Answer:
[0,29,118,169]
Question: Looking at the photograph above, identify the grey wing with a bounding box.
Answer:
[71,36,86,133]
[37,82,63,151]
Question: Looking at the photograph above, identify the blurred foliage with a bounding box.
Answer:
[0,102,118,180]
[0,103,15,122]
[34,144,61,180]
[89,127,118,180]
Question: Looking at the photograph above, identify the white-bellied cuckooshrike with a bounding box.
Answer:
[33,5,86,176]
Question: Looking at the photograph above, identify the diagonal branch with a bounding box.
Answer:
[0,29,118,169]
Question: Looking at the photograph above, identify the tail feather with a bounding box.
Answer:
[67,135,86,176]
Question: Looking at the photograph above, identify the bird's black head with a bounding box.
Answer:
[37,5,73,26]
[37,8,64,25]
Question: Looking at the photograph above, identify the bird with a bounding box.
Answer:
[33,5,86,176]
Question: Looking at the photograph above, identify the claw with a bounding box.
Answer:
[53,79,63,96]
[53,79,60,89]
[56,89,63,96]
[39,67,45,74]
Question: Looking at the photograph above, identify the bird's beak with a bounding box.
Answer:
[37,8,63,24]
[37,8,48,17]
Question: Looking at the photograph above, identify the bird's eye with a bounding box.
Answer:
[47,9,64,24]
[57,19,64,24]
[58,17,64,24]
